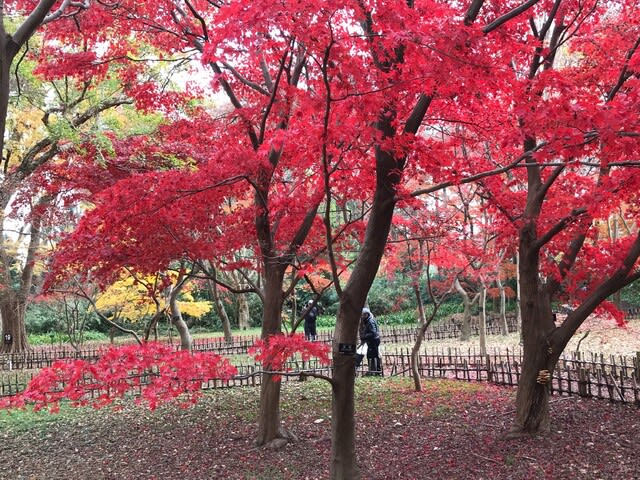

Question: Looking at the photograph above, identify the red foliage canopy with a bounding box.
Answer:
[23,0,640,324]
[0,343,236,412]
[1,335,331,412]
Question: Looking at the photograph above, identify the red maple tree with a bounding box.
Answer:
[23,1,640,479]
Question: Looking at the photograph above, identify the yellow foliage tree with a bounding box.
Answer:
[95,274,211,323]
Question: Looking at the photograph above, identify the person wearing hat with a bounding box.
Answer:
[359,307,382,375]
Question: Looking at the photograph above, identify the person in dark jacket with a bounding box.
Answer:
[359,307,382,375]
[303,300,321,341]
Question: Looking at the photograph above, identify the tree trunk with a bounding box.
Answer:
[257,370,284,443]
[497,275,509,335]
[511,303,558,435]
[0,293,28,353]
[331,353,357,477]
[330,212,396,478]
[238,293,251,330]
[219,301,233,343]
[610,217,622,308]
[169,308,191,351]
[0,26,16,164]
[331,154,401,479]
[479,285,487,356]
[454,278,473,341]
[516,251,522,339]
[511,226,558,436]
[256,264,290,447]
[510,335,555,436]
[413,283,426,326]
[207,277,233,343]
[411,312,438,392]
[327,88,430,477]
[168,282,192,351]
[514,227,640,436]
[0,196,48,354]
[143,310,164,342]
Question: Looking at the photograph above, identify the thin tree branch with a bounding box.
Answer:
[222,61,270,96]
[233,369,335,386]
[258,49,289,146]
[483,0,541,34]
[464,0,485,25]
[409,142,547,199]
[607,36,640,102]
[534,207,587,251]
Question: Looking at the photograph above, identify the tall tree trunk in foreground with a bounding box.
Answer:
[0,293,29,353]
[330,94,432,478]
[513,217,640,436]
[510,223,558,435]
[331,191,395,478]
[515,251,522,338]
[255,263,288,447]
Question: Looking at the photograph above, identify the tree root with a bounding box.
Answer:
[504,429,533,440]
[264,428,299,450]
[504,423,551,440]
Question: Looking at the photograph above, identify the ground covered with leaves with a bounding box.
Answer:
[1,377,638,480]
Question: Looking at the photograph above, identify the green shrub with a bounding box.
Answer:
[25,303,60,335]
[28,330,109,346]
[376,302,464,326]
[367,276,417,315]
[316,315,336,328]
[377,310,417,326]
[433,301,463,320]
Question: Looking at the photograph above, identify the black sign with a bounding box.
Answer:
[3,333,12,345]
[338,343,356,355]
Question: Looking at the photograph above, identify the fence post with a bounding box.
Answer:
[578,368,588,397]
[486,354,492,382]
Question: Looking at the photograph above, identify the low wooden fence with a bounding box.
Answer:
[3,346,640,407]
[0,358,333,398]
[384,347,640,405]
[0,315,519,371]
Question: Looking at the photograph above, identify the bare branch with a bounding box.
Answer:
[258,49,289,146]
[41,0,89,26]
[222,61,270,96]
[483,0,541,34]
[404,94,432,135]
[409,142,547,199]
[233,369,334,385]
[534,207,587,251]
[607,36,640,102]
[464,0,485,25]
[260,57,274,92]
